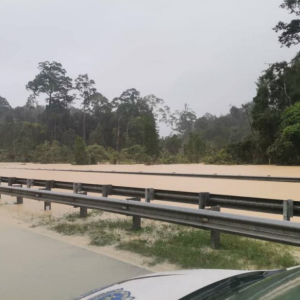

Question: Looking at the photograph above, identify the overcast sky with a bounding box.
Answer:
[0,0,297,130]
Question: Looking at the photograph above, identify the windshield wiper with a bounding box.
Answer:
[180,270,286,300]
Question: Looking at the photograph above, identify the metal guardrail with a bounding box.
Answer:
[3,167,300,183]
[0,176,297,219]
[1,185,300,247]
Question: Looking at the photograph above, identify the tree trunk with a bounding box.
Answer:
[83,108,86,142]
[117,117,121,152]
[54,117,57,140]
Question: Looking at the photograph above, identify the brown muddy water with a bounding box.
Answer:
[1,162,300,221]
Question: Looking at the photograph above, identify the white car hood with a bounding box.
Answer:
[78,269,252,300]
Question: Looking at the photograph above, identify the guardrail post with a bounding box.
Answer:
[73,183,88,218]
[73,182,81,194]
[27,179,34,188]
[102,185,112,197]
[8,177,16,186]
[283,200,294,221]
[11,184,23,204]
[8,178,23,204]
[145,188,154,203]
[42,180,53,211]
[210,206,221,249]
[199,193,210,209]
[132,198,142,230]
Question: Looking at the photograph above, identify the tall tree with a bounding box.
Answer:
[75,74,97,141]
[0,96,12,122]
[171,104,196,138]
[26,61,74,139]
[274,0,300,47]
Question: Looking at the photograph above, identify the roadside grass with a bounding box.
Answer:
[35,211,299,270]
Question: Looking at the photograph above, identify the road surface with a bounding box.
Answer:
[0,222,150,300]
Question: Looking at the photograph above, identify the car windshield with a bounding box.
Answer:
[181,267,300,300]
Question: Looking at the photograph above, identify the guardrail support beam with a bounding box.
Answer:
[73,183,88,218]
[41,180,54,211]
[27,179,34,188]
[132,198,142,230]
[8,177,16,186]
[210,206,221,249]
[283,200,294,221]
[199,193,210,209]
[102,185,112,197]
[8,178,23,204]
[12,184,23,204]
[145,188,154,203]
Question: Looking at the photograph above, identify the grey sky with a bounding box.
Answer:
[0,0,296,132]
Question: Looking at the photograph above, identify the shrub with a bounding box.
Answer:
[87,144,110,164]
[74,136,89,165]
[121,145,147,163]
[34,141,74,163]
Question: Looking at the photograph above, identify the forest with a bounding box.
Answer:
[1,0,300,166]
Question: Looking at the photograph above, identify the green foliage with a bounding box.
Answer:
[274,0,300,47]
[157,151,187,164]
[204,148,237,165]
[74,136,89,165]
[171,104,196,137]
[35,140,73,163]
[194,107,251,149]
[121,145,147,163]
[143,115,159,157]
[87,144,109,164]
[267,102,300,164]
[161,134,182,155]
[268,136,298,165]
[184,132,206,163]
[89,124,104,146]
[26,61,74,107]
[118,230,296,270]
[40,212,298,270]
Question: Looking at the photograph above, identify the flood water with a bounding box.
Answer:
[1,162,300,221]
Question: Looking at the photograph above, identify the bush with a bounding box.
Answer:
[0,149,11,162]
[87,144,110,164]
[157,151,187,164]
[74,136,89,165]
[184,132,206,163]
[34,141,73,163]
[121,145,147,163]
[267,137,299,165]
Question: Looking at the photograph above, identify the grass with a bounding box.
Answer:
[35,211,299,270]
[64,210,102,222]
[118,228,296,270]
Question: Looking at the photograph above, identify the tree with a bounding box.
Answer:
[89,124,104,145]
[0,96,12,122]
[268,102,300,164]
[163,134,182,155]
[90,92,113,147]
[74,136,89,165]
[0,96,11,109]
[274,0,300,47]
[87,144,109,164]
[171,104,196,138]
[184,132,206,163]
[26,61,75,139]
[75,74,97,141]
[143,115,159,157]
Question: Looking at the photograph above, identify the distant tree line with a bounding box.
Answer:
[1,0,300,165]
[0,62,250,165]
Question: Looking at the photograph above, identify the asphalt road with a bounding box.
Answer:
[0,222,150,300]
